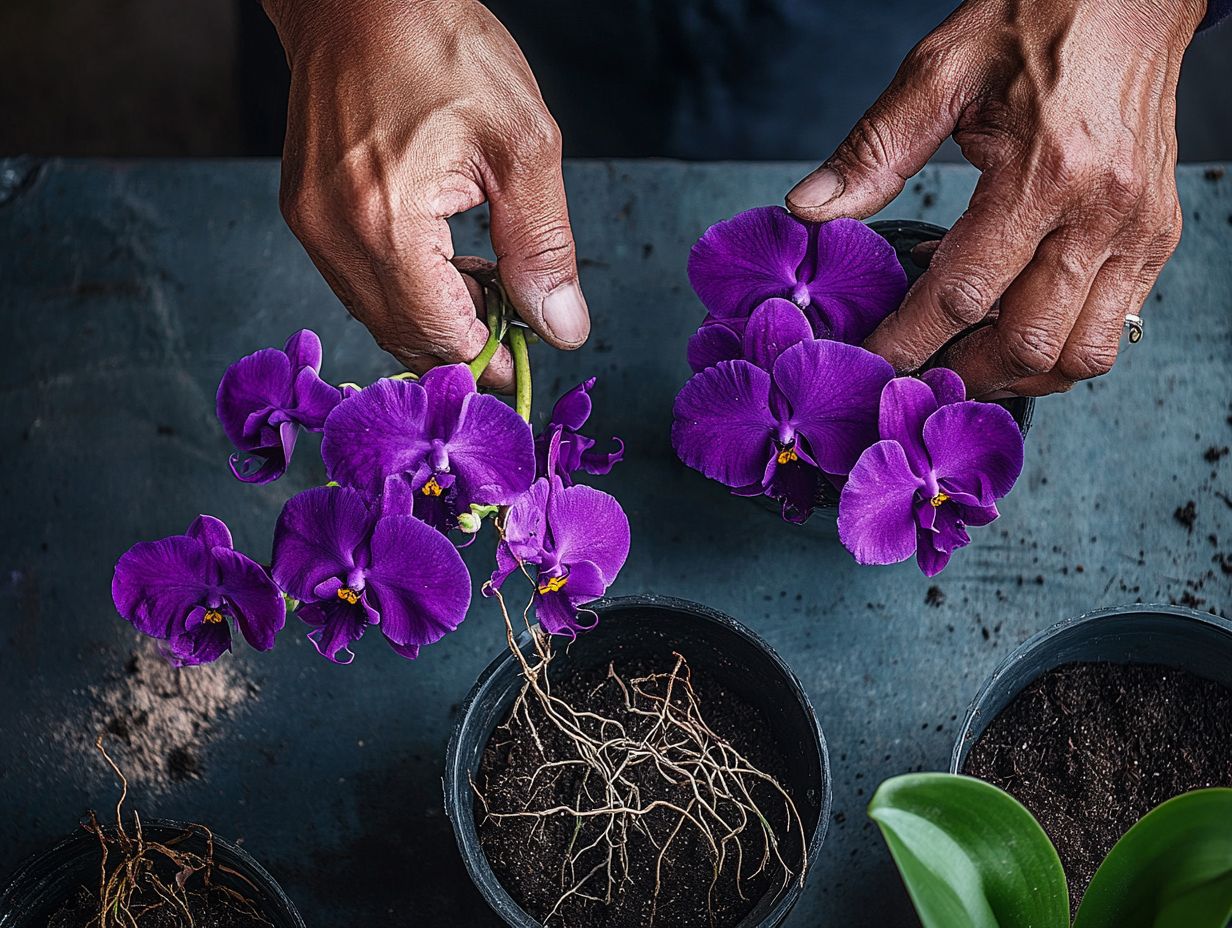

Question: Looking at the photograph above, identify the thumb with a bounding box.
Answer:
[487,128,590,350]
[786,48,964,222]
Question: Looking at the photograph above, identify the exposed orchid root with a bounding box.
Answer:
[475,589,807,926]
[79,736,271,927]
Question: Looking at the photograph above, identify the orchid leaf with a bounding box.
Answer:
[1074,788,1232,928]
[868,773,1069,928]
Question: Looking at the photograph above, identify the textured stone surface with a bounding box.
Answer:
[0,159,1229,925]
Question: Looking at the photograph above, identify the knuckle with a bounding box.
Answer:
[933,276,994,328]
[504,111,563,170]
[1095,162,1147,220]
[1056,341,1117,382]
[999,324,1065,379]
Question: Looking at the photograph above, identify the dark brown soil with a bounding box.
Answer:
[963,661,1232,908]
[48,884,271,927]
[475,657,800,928]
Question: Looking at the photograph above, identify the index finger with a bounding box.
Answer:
[863,173,1054,375]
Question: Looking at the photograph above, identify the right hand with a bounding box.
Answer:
[263,0,590,390]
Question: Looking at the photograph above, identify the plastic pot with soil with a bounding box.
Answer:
[0,812,303,928]
[950,603,1232,906]
[444,595,831,928]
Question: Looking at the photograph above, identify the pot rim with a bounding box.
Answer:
[443,593,832,928]
[0,817,305,928]
[948,602,1232,774]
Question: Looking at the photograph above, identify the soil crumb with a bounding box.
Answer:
[476,657,802,928]
[963,662,1232,909]
[55,639,257,793]
[924,585,945,608]
[1174,500,1198,532]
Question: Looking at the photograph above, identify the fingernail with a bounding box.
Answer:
[541,279,590,346]
[787,167,844,210]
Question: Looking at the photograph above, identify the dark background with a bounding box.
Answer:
[0,0,1229,160]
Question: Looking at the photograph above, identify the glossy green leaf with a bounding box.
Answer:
[1074,788,1232,928]
[868,773,1069,928]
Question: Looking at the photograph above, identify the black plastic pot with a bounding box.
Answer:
[0,819,304,927]
[950,603,1232,773]
[780,219,1034,520]
[444,594,831,928]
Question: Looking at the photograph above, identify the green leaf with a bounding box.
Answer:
[868,773,1069,928]
[1074,788,1232,928]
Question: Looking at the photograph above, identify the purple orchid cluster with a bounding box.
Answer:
[112,328,629,666]
[673,206,1025,575]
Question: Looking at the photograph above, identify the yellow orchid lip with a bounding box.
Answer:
[202,609,224,624]
[777,446,799,465]
[421,477,443,497]
[336,587,360,605]
[929,492,950,508]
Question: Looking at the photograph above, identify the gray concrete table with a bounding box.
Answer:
[1,159,1229,926]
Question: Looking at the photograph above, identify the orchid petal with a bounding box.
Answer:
[741,298,813,372]
[878,377,942,477]
[212,547,285,652]
[419,364,477,438]
[672,360,777,488]
[299,600,366,665]
[216,348,293,449]
[920,367,967,406]
[165,620,232,667]
[804,218,907,344]
[773,339,893,476]
[185,514,233,551]
[547,483,630,586]
[549,377,597,432]
[838,440,924,566]
[923,402,1024,506]
[321,379,431,496]
[687,206,809,320]
[365,514,472,649]
[112,535,210,638]
[446,392,536,507]
[282,328,323,373]
[290,367,343,431]
[687,322,743,373]
[271,487,375,602]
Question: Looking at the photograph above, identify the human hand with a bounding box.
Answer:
[263,0,589,391]
[786,0,1205,397]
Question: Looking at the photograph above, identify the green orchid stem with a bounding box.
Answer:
[467,306,504,381]
[510,327,532,423]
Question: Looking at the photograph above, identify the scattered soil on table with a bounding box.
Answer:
[48,884,271,928]
[475,656,803,928]
[963,662,1232,909]
[1173,499,1198,531]
[52,639,258,793]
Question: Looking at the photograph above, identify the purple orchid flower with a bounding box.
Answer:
[535,377,624,485]
[673,300,894,522]
[488,435,630,636]
[687,206,907,354]
[837,368,1024,576]
[320,365,535,533]
[271,486,472,663]
[111,515,285,667]
[216,329,344,484]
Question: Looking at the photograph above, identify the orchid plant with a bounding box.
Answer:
[673,206,1026,574]
[111,278,629,666]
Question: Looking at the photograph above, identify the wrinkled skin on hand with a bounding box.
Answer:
[788,0,1206,397]
[263,0,590,391]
